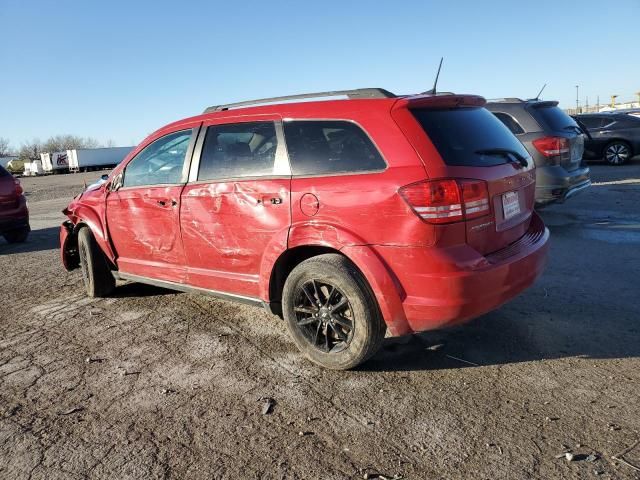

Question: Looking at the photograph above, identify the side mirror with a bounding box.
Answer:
[110,173,123,191]
[101,174,109,181]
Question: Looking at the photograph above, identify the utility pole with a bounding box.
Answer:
[597,95,600,112]
[586,96,589,111]
[575,85,579,113]
[611,95,618,108]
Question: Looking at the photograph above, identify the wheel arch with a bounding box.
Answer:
[72,206,116,266]
[266,243,409,336]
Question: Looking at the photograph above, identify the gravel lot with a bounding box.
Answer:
[1,164,639,479]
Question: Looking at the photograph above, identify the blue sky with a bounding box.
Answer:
[1,0,638,147]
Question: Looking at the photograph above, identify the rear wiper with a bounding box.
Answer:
[474,148,529,168]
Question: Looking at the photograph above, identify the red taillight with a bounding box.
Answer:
[399,179,490,224]
[459,180,490,220]
[532,136,570,158]
[14,178,23,196]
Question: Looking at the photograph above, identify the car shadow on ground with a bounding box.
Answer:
[111,282,177,298]
[360,305,640,372]
[0,226,60,255]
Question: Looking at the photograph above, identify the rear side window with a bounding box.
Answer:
[0,165,9,177]
[412,107,530,167]
[283,121,385,176]
[576,116,604,129]
[198,122,277,180]
[531,105,578,131]
[493,112,525,134]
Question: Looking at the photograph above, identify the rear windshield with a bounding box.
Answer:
[531,105,578,131]
[412,107,530,167]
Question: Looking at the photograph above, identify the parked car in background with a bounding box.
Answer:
[0,165,29,243]
[573,113,640,165]
[486,98,591,206]
[60,88,549,369]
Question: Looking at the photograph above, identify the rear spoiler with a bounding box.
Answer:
[393,94,486,110]
[528,100,559,108]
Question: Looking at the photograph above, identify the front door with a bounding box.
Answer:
[180,118,291,298]
[106,128,197,283]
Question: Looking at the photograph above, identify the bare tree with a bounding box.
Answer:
[104,139,116,148]
[41,134,101,153]
[18,139,43,161]
[0,137,12,157]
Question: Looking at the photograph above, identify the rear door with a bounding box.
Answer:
[106,128,197,282]
[411,106,536,255]
[180,117,291,298]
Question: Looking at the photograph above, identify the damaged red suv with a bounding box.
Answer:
[61,88,549,369]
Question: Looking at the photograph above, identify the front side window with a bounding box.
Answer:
[123,130,192,187]
[198,122,278,180]
[283,120,386,176]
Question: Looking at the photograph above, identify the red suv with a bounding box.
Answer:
[0,165,30,244]
[60,88,549,369]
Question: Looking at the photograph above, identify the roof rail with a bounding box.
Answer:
[486,97,524,103]
[203,88,396,113]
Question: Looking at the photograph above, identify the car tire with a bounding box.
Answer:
[3,227,30,244]
[603,140,632,165]
[282,253,386,370]
[77,227,115,298]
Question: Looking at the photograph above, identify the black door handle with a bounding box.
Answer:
[157,199,178,207]
[270,197,282,205]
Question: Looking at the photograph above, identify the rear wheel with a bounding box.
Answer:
[282,254,386,370]
[604,141,632,165]
[3,227,30,244]
[77,227,115,297]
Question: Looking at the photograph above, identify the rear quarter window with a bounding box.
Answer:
[283,120,386,176]
[412,107,530,167]
[493,112,525,135]
[0,165,9,177]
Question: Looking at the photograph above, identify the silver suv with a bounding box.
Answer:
[486,98,591,206]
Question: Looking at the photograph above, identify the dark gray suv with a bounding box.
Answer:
[486,99,591,206]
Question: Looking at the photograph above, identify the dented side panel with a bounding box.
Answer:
[181,179,291,298]
[105,185,187,282]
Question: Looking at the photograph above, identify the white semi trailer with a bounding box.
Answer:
[67,147,134,172]
[40,152,70,174]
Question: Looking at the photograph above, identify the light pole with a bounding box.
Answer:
[575,85,579,113]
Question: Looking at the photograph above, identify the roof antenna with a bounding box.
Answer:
[422,57,444,94]
[534,83,547,100]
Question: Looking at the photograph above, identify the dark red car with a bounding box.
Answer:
[61,88,549,369]
[0,165,29,244]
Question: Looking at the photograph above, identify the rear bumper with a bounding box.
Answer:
[370,213,549,334]
[535,165,591,205]
[0,196,29,234]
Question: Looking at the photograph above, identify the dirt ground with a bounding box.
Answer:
[1,164,639,479]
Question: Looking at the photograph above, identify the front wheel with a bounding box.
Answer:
[3,227,30,244]
[282,254,386,370]
[604,141,632,165]
[77,227,115,298]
